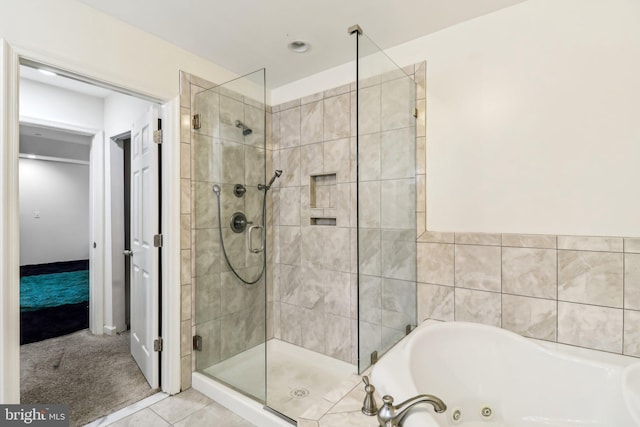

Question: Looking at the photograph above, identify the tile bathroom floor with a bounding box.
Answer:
[96,389,255,427]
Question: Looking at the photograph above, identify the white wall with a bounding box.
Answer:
[1,0,237,101]
[19,158,90,265]
[273,0,640,237]
[19,78,102,269]
[396,0,640,236]
[20,79,104,130]
[104,93,154,138]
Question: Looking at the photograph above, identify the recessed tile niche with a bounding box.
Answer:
[310,173,337,226]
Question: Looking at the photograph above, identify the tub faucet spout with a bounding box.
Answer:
[377,394,446,427]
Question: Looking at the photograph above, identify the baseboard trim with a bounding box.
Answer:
[103,325,117,336]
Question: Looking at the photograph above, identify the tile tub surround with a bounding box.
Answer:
[297,373,381,427]
[417,232,640,357]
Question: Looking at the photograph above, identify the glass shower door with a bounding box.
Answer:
[192,69,268,401]
[355,30,418,373]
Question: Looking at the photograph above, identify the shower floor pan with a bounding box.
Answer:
[202,339,355,422]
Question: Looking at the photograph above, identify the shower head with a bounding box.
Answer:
[234,120,253,136]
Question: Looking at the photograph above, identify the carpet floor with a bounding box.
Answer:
[21,329,158,426]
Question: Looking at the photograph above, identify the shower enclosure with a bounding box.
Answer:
[190,27,417,423]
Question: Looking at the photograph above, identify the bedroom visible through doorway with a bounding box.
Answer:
[17,62,161,425]
[19,124,92,344]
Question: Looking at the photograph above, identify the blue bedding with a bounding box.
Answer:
[20,270,89,312]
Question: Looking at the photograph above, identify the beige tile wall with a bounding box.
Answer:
[270,84,356,364]
[417,233,640,356]
[270,63,423,366]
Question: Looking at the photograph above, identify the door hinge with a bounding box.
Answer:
[154,234,163,247]
[193,335,202,352]
[413,108,418,118]
[154,338,163,352]
[153,130,163,144]
[192,114,201,130]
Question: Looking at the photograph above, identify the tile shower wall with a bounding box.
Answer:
[270,84,357,364]
[417,232,640,356]
[269,63,423,365]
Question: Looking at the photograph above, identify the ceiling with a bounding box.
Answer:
[77,0,527,88]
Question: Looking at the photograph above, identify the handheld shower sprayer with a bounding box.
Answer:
[267,170,282,187]
[258,170,283,191]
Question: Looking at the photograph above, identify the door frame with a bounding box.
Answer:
[0,40,182,402]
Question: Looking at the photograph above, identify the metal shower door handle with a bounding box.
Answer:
[247,225,264,253]
[123,249,134,257]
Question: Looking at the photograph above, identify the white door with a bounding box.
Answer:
[130,107,160,388]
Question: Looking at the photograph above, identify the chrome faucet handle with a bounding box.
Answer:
[378,395,396,425]
[361,376,378,416]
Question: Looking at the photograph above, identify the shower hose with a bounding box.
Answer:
[212,185,268,285]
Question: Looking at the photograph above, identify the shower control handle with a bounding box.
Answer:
[230,212,252,233]
[247,225,265,253]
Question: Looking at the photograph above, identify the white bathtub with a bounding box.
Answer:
[371,321,640,427]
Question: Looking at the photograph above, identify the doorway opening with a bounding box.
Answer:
[19,124,92,345]
[116,136,132,331]
[17,61,162,426]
